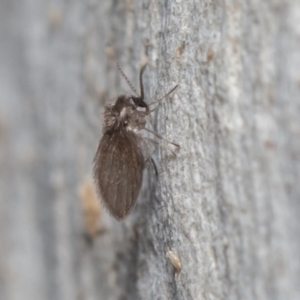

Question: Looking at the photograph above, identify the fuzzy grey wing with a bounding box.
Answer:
[93,130,145,220]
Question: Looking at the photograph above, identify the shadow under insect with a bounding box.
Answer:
[93,63,179,220]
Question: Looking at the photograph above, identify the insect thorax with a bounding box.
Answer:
[103,95,148,132]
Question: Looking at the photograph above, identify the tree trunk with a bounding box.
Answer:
[0,0,299,299]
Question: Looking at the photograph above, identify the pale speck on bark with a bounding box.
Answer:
[0,1,300,300]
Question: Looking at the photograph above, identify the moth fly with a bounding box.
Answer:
[93,63,179,220]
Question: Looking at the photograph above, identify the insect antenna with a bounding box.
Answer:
[117,62,139,96]
[149,84,178,109]
[139,64,147,100]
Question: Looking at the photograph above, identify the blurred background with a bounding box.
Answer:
[0,1,300,300]
[0,1,129,299]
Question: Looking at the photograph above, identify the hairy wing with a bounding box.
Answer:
[93,130,145,220]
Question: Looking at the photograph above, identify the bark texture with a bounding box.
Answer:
[0,0,299,300]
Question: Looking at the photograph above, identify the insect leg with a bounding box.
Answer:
[143,128,180,149]
[144,137,177,158]
[148,84,178,107]
[150,157,158,177]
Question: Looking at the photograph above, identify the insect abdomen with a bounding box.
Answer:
[93,129,145,220]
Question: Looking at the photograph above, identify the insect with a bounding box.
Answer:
[93,63,178,220]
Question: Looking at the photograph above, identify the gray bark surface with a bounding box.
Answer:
[0,1,299,300]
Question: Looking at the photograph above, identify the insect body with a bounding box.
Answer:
[93,64,177,220]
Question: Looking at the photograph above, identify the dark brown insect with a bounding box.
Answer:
[93,63,178,220]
